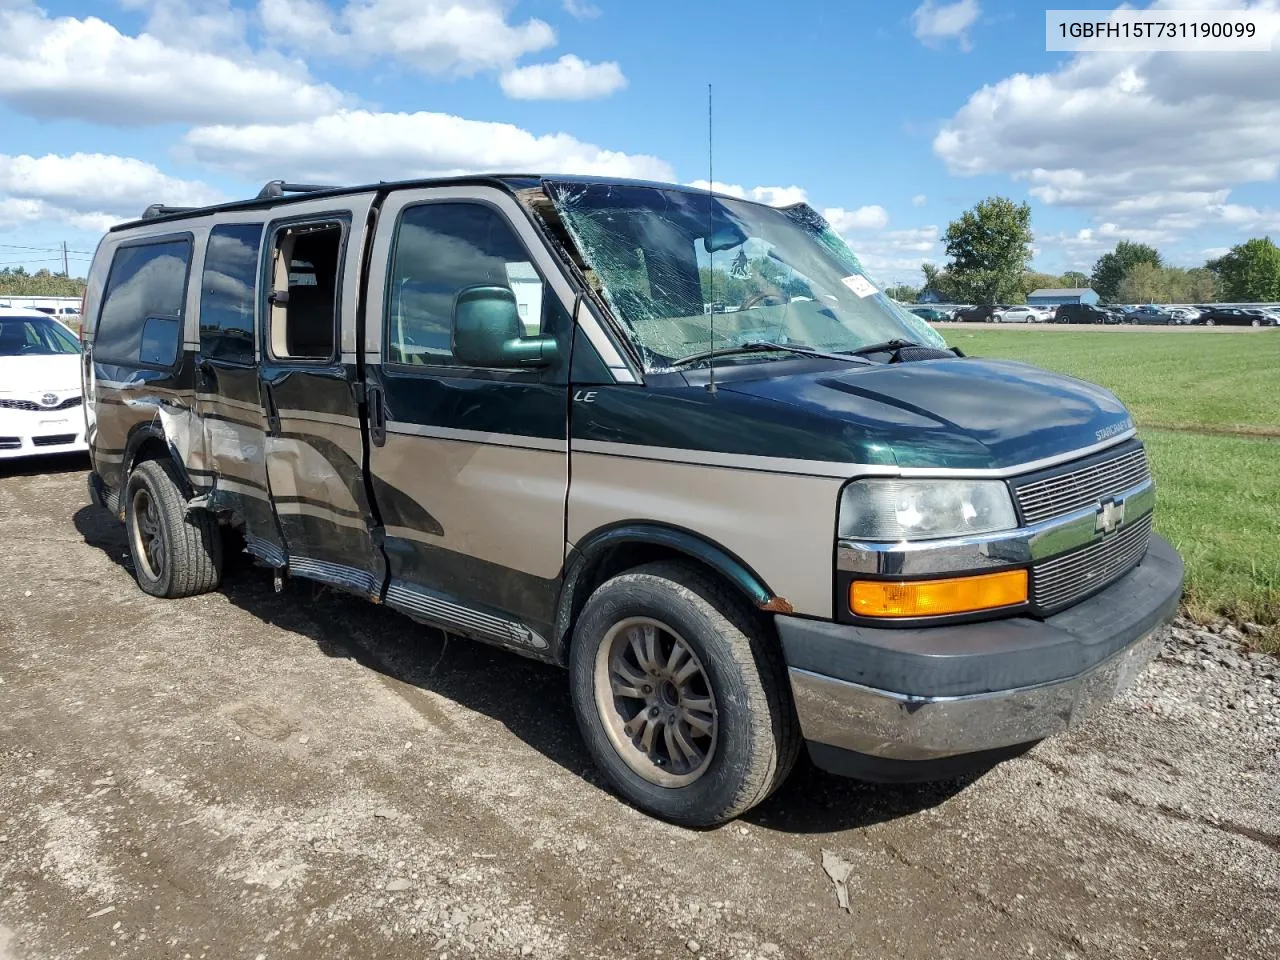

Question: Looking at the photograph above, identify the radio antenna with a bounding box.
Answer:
[706,82,717,395]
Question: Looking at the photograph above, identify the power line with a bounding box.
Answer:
[0,242,61,252]
[0,243,95,255]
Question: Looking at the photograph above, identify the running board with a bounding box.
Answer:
[385,580,549,655]
[287,556,380,598]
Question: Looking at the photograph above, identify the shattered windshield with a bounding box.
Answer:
[543,181,945,371]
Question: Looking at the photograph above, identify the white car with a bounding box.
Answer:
[0,306,89,460]
[996,306,1040,323]
[1166,307,1200,324]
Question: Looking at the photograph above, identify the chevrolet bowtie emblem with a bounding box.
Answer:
[1095,499,1125,535]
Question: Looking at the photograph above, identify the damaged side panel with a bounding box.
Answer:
[193,219,284,564]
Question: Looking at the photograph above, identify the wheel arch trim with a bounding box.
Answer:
[551,521,789,664]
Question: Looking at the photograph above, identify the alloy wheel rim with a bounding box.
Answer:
[131,487,165,581]
[593,617,717,788]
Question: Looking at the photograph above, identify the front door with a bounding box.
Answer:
[363,187,573,651]
[258,197,384,597]
[192,218,284,563]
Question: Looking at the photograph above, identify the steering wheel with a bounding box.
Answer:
[740,291,789,310]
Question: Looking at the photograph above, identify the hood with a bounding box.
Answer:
[720,357,1132,469]
[0,354,83,396]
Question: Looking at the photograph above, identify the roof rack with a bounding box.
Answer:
[140,203,198,220]
[256,180,337,200]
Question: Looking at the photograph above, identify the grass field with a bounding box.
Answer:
[945,329,1280,649]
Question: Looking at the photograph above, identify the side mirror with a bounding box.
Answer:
[452,285,559,368]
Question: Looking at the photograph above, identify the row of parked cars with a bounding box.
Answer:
[907,303,1280,326]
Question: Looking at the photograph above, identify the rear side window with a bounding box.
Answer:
[95,237,192,367]
[199,223,263,365]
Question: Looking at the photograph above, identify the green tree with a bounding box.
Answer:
[1061,270,1089,287]
[1091,241,1162,302]
[1116,262,1167,304]
[1207,237,1280,302]
[919,263,957,301]
[0,267,87,297]
[1022,271,1063,299]
[942,196,1033,304]
[1182,266,1218,303]
[883,283,919,302]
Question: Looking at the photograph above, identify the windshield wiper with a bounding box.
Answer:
[671,341,874,368]
[842,338,923,357]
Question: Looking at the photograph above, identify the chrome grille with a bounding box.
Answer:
[0,396,82,412]
[1031,513,1153,611]
[1015,446,1150,525]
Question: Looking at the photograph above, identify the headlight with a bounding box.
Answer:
[838,479,1017,541]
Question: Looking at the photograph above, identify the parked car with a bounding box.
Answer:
[1128,305,1174,324]
[953,304,1001,322]
[1053,303,1115,324]
[81,175,1182,826]
[996,305,1040,323]
[1165,306,1200,324]
[0,306,88,460]
[906,306,951,322]
[1198,306,1276,327]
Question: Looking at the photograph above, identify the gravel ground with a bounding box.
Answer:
[1,457,1277,960]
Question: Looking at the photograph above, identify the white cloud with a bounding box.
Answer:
[259,0,556,76]
[562,0,601,18]
[911,0,980,50]
[685,181,810,206]
[823,205,890,231]
[842,225,944,285]
[0,4,345,125]
[119,0,248,51]
[500,55,627,100]
[912,194,927,207]
[935,3,1280,240]
[181,110,674,184]
[0,152,223,231]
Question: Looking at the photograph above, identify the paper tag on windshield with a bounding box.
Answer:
[841,274,878,298]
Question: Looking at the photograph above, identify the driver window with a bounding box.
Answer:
[387,202,545,366]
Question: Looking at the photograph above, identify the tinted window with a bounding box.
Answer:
[199,223,263,364]
[95,238,191,366]
[0,317,80,356]
[387,203,544,366]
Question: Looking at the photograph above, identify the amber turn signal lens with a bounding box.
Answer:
[850,569,1028,618]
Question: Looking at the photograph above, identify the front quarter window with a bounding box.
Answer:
[543,180,945,371]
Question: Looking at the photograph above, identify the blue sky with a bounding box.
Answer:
[2,0,1279,285]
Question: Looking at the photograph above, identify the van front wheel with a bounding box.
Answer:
[125,458,223,599]
[569,561,799,827]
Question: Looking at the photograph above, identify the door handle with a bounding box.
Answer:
[368,385,386,447]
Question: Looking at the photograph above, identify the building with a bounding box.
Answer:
[1026,287,1099,306]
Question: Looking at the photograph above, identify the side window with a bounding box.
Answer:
[266,221,343,362]
[95,238,192,367]
[199,223,263,365]
[387,203,545,366]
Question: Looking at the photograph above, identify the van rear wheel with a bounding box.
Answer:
[568,561,800,827]
[125,458,222,599]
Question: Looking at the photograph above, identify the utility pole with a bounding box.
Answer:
[62,241,69,277]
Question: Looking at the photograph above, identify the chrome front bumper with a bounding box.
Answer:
[789,629,1162,761]
[777,533,1183,768]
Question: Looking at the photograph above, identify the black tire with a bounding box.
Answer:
[568,561,801,827]
[124,457,223,599]
[1205,318,1215,326]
